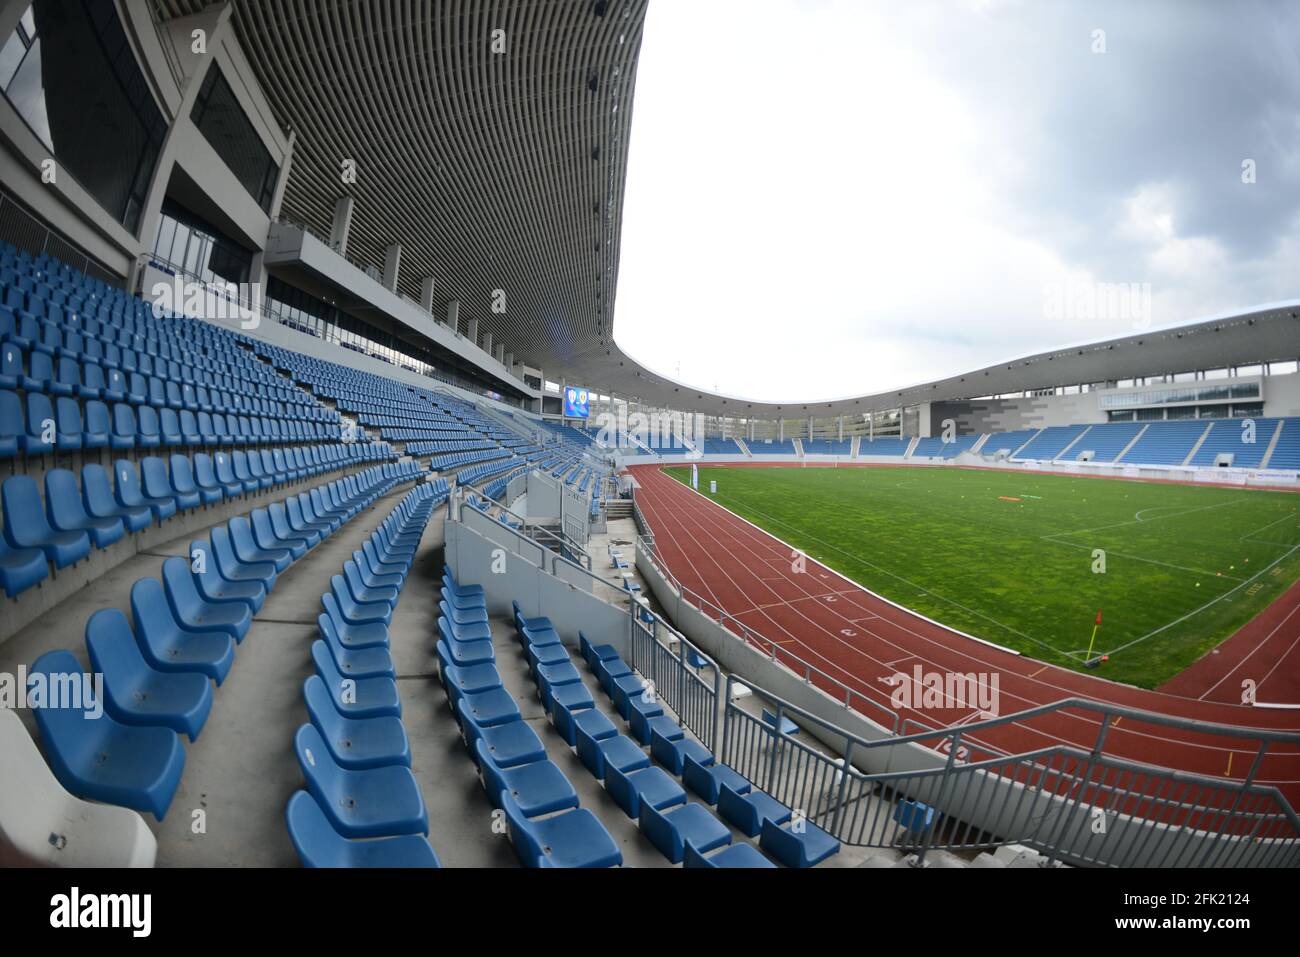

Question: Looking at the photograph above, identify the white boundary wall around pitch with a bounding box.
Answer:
[610,451,1300,489]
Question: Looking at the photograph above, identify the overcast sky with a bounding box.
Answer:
[611,0,1300,402]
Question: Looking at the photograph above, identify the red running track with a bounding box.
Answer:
[629,464,1300,810]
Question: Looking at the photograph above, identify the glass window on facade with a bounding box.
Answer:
[191,65,279,212]
[0,1,167,233]
[151,200,253,286]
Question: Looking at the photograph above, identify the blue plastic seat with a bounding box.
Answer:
[553,698,617,748]
[158,406,182,446]
[130,577,235,684]
[311,640,400,719]
[53,396,83,450]
[210,525,278,591]
[2,474,89,568]
[110,403,136,450]
[321,591,389,649]
[641,800,732,864]
[611,672,656,720]
[162,556,252,642]
[718,783,793,837]
[27,649,185,821]
[575,725,650,780]
[596,655,634,695]
[605,761,686,818]
[540,669,594,714]
[82,399,110,448]
[682,754,750,805]
[759,817,841,867]
[45,468,125,550]
[80,464,149,533]
[497,788,621,868]
[303,674,410,770]
[579,632,620,669]
[115,458,175,522]
[285,791,439,868]
[439,604,491,643]
[332,574,392,626]
[0,388,21,457]
[762,709,800,736]
[458,703,545,769]
[435,616,495,666]
[229,515,292,571]
[458,685,521,728]
[85,608,212,742]
[344,559,398,606]
[189,537,266,612]
[317,620,395,679]
[442,599,488,627]
[189,453,225,505]
[435,642,502,697]
[252,508,305,561]
[475,739,579,818]
[294,724,427,839]
[0,533,48,597]
[684,839,776,869]
[210,452,243,497]
[146,455,197,511]
[230,451,261,494]
[20,392,53,454]
[650,726,712,775]
[353,548,401,589]
[271,502,318,549]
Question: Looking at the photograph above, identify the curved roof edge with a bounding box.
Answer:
[582,301,1300,417]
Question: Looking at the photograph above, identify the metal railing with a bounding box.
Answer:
[452,483,591,571]
[0,191,121,286]
[634,525,904,730]
[626,606,721,751]
[720,678,1300,866]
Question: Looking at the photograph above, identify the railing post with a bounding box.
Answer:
[915,729,963,868]
[1043,711,1113,867]
[829,738,854,839]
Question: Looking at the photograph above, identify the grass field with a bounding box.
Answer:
[665,465,1300,688]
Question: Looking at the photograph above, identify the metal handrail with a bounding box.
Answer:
[452,483,592,571]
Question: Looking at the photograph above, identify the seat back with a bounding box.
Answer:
[46,468,95,532]
[81,464,118,519]
[302,674,348,747]
[192,453,218,489]
[2,474,53,545]
[26,650,101,765]
[168,454,198,494]
[294,723,343,802]
[130,577,178,646]
[284,790,345,868]
[495,787,543,865]
[161,556,205,623]
[140,456,172,499]
[84,608,150,703]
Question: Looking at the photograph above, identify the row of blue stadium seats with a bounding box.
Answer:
[287,483,444,867]
[0,447,404,598]
[432,575,621,867]
[20,464,421,822]
[574,633,839,867]
[0,317,315,410]
[0,390,345,456]
[0,344,328,421]
[428,448,510,472]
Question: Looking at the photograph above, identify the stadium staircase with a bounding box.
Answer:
[1053,424,1091,462]
[850,436,861,458]
[1259,419,1285,468]
[1112,423,1148,463]
[792,438,804,458]
[1180,422,1215,466]
[734,436,752,457]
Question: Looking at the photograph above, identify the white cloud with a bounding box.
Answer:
[610,0,1298,403]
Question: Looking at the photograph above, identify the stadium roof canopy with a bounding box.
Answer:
[158,1,1299,418]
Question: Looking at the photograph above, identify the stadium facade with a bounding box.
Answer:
[0,0,1297,871]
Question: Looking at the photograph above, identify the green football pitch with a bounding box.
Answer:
[664,465,1300,688]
